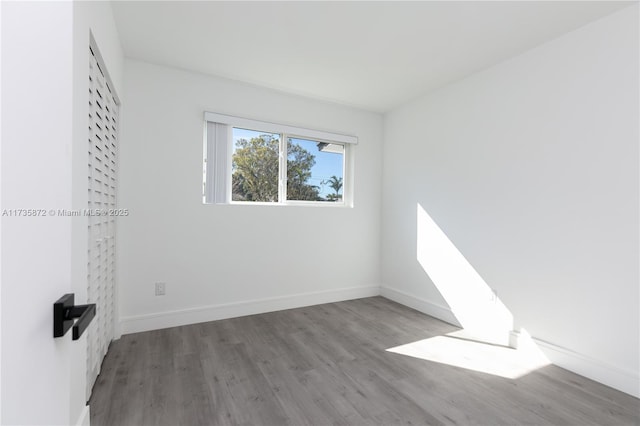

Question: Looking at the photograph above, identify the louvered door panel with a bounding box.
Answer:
[87,47,118,399]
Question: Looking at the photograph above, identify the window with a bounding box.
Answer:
[203,112,356,205]
[231,128,280,202]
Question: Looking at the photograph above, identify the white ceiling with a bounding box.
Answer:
[111,1,632,113]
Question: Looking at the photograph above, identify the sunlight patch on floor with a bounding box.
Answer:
[386,330,550,379]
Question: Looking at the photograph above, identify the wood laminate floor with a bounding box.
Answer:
[90,297,639,426]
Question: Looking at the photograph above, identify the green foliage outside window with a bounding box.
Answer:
[232,136,323,202]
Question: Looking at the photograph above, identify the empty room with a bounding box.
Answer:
[1,1,639,425]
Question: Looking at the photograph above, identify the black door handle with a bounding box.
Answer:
[53,294,96,340]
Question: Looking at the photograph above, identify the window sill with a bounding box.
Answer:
[205,201,352,208]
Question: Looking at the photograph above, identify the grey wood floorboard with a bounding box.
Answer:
[91,297,640,426]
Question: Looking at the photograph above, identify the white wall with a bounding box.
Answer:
[382,5,639,396]
[0,1,4,419]
[118,60,383,333]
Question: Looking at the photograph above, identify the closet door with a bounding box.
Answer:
[87,46,118,399]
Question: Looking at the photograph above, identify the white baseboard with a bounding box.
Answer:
[380,285,639,398]
[380,285,461,327]
[534,338,640,398]
[120,285,381,335]
[75,405,90,426]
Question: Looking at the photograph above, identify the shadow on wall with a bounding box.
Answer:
[386,203,549,379]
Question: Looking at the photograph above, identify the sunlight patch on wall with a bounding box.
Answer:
[416,203,513,344]
[387,330,550,379]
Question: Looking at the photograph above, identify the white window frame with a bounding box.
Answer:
[203,112,356,206]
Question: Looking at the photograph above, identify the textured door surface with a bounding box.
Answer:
[87,47,118,399]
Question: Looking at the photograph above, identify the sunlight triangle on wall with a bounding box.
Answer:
[416,203,514,345]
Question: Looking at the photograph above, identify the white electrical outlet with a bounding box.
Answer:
[155,282,166,296]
